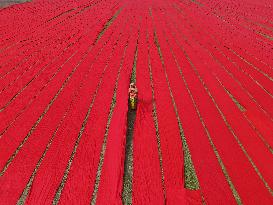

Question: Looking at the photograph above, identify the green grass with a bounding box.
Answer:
[122,109,136,205]
[222,85,246,112]
[122,41,138,205]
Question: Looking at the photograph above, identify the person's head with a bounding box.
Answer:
[130,83,136,88]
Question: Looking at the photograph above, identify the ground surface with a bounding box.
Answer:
[0,0,273,204]
[0,0,29,8]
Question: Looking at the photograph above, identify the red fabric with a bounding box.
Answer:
[0,8,118,169]
[159,2,273,203]
[95,16,138,205]
[57,13,128,205]
[0,2,123,204]
[133,13,165,204]
[1,0,273,204]
[149,18,196,204]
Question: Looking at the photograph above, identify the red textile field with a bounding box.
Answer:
[0,0,273,204]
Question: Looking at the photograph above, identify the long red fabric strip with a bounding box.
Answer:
[132,8,165,204]
[1,0,273,204]
[0,8,123,205]
[95,13,138,205]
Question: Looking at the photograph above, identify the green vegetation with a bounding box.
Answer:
[122,40,139,205]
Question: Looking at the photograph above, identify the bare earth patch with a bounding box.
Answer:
[0,0,30,8]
